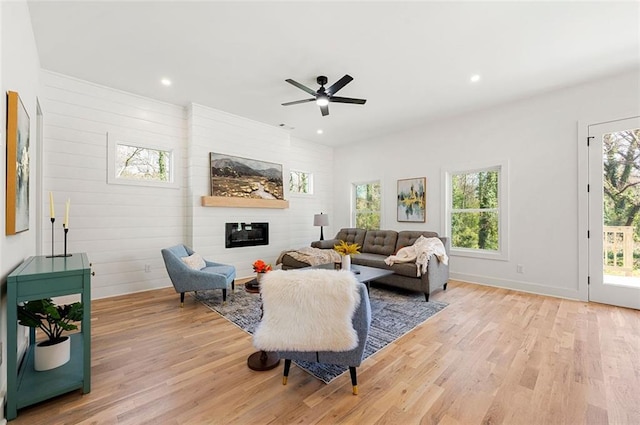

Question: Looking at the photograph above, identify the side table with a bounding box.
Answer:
[6,253,91,421]
[244,280,280,371]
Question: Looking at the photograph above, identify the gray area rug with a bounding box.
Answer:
[193,284,447,383]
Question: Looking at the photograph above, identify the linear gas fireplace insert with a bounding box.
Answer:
[225,222,269,248]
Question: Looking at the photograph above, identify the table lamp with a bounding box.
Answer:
[313,213,329,240]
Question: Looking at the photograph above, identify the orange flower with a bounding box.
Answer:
[253,259,272,273]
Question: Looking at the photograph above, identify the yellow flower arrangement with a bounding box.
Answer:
[334,240,361,256]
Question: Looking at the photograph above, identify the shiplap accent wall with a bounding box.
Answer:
[40,71,187,299]
[40,74,334,298]
[188,104,334,279]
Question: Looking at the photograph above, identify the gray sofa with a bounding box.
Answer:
[280,228,449,301]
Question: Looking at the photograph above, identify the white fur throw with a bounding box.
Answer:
[384,236,449,277]
[253,269,361,352]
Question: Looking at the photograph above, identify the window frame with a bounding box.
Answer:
[107,133,179,189]
[352,180,382,230]
[442,161,509,261]
[288,169,314,196]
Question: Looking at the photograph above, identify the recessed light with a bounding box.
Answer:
[317,129,324,135]
[470,74,481,83]
[161,78,172,86]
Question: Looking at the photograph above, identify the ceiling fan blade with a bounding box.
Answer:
[320,104,329,116]
[285,79,317,96]
[326,74,353,96]
[330,96,367,105]
[282,98,315,106]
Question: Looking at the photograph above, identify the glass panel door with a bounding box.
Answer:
[589,117,640,309]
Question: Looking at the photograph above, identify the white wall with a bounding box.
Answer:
[333,69,640,300]
[39,82,335,298]
[0,1,41,422]
[40,71,188,299]
[188,104,334,279]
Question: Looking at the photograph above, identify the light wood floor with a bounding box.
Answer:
[11,280,640,425]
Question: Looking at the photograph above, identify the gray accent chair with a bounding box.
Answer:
[161,244,236,307]
[258,273,371,395]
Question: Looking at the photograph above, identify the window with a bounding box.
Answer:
[107,134,178,188]
[444,163,508,260]
[353,181,381,230]
[289,170,313,194]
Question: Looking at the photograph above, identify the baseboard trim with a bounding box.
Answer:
[450,272,584,301]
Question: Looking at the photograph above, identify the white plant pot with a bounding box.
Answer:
[34,336,70,371]
[341,255,351,271]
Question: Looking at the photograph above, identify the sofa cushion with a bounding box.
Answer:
[362,230,398,256]
[335,228,367,246]
[352,253,421,279]
[351,252,388,268]
[396,230,439,252]
[388,262,422,278]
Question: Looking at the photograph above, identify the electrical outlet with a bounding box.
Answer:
[517,264,524,274]
[144,264,151,273]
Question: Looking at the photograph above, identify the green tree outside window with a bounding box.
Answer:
[354,181,381,230]
[451,170,499,251]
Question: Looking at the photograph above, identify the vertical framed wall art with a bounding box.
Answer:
[397,177,426,222]
[6,91,30,235]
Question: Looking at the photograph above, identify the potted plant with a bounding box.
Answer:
[334,241,361,270]
[252,259,273,284]
[17,298,83,371]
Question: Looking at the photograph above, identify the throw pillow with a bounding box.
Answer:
[182,253,206,270]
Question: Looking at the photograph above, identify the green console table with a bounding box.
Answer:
[6,253,91,421]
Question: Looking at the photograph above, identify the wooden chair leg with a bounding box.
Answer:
[222,288,227,302]
[180,292,185,308]
[232,280,235,291]
[283,359,292,385]
[444,282,448,290]
[349,366,358,395]
[424,292,429,302]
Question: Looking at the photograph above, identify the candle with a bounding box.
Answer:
[64,199,70,229]
[49,192,55,219]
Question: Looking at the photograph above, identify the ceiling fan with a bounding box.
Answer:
[282,75,367,116]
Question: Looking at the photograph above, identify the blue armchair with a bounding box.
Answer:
[253,269,371,395]
[161,244,236,307]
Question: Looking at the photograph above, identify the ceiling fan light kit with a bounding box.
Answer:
[283,74,367,116]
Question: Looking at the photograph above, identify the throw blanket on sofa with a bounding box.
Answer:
[276,246,341,266]
[253,269,360,351]
[384,236,449,277]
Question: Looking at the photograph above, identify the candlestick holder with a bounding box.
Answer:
[46,218,56,258]
[61,227,72,258]
[60,227,71,257]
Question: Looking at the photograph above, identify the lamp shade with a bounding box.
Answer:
[313,214,329,227]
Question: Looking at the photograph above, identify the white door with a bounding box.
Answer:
[588,117,640,309]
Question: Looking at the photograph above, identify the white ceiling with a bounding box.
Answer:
[27,1,640,146]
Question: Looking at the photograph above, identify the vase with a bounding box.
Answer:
[341,255,351,271]
[256,272,265,284]
[34,336,70,371]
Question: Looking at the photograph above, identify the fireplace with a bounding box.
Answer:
[225,222,269,248]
